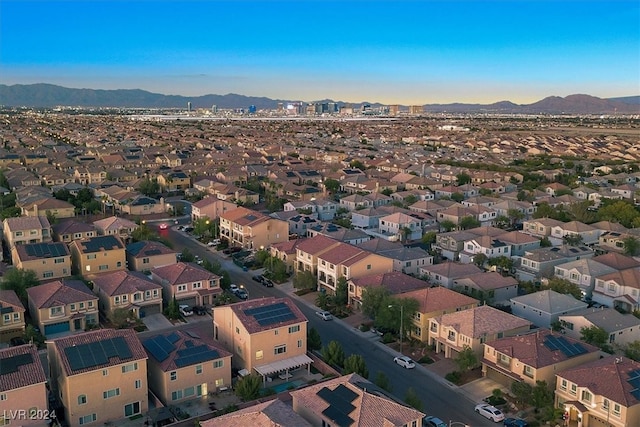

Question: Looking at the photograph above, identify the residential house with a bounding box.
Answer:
[69,235,127,277]
[21,197,76,219]
[285,214,321,237]
[550,221,601,246]
[556,357,640,427]
[0,344,48,426]
[458,235,512,264]
[492,199,537,221]
[201,398,312,427]
[510,290,589,329]
[482,329,600,388]
[12,242,72,281]
[290,373,425,427]
[157,170,191,192]
[212,297,312,382]
[592,268,640,313]
[428,305,531,359]
[26,279,98,337]
[283,199,338,221]
[126,240,177,272]
[306,223,371,245]
[559,307,640,347]
[0,290,26,343]
[378,211,426,242]
[357,239,433,275]
[339,193,392,211]
[515,245,595,283]
[52,220,97,243]
[436,204,497,227]
[522,218,564,239]
[420,262,483,288]
[347,271,430,309]
[47,329,148,426]
[119,195,167,216]
[496,230,541,257]
[2,216,52,249]
[92,216,138,241]
[452,272,519,304]
[435,230,480,261]
[398,287,479,343]
[219,207,288,250]
[92,270,163,319]
[269,239,303,274]
[295,235,341,274]
[190,196,237,222]
[553,258,619,301]
[151,262,221,307]
[142,329,232,405]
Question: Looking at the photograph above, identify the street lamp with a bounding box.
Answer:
[388,304,404,355]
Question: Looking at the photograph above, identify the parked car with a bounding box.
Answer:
[229,284,239,294]
[10,337,26,346]
[207,239,221,247]
[474,403,505,422]
[252,274,265,283]
[179,305,194,317]
[504,418,528,427]
[262,278,274,287]
[393,356,416,369]
[183,226,194,233]
[423,416,447,427]
[193,306,207,316]
[236,289,248,300]
[315,310,333,321]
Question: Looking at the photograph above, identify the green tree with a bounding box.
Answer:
[316,291,330,310]
[307,327,322,351]
[324,178,340,194]
[562,234,584,246]
[2,268,39,305]
[24,324,45,348]
[293,270,317,291]
[456,172,471,185]
[350,160,365,171]
[439,220,456,232]
[507,208,525,228]
[131,224,157,242]
[624,340,640,362]
[532,380,554,409]
[472,253,488,268]
[110,308,134,328]
[539,236,552,247]
[321,340,345,368]
[580,325,609,349]
[361,287,391,319]
[235,374,262,401]
[450,192,464,203]
[404,387,423,411]
[343,354,369,378]
[623,236,640,256]
[597,200,640,228]
[374,371,393,392]
[544,277,583,300]
[493,215,511,229]
[421,231,437,246]
[334,277,349,307]
[454,345,478,372]
[180,248,195,263]
[192,217,211,237]
[268,257,288,283]
[511,381,533,405]
[165,296,180,320]
[139,177,160,197]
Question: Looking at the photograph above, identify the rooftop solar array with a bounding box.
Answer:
[175,343,220,368]
[317,384,358,427]
[628,369,640,401]
[543,335,587,358]
[82,235,123,253]
[243,302,297,327]
[0,305,14,314]
[144,249,162,256]
[24,242,68,258]
[0,353,33,375]
[64,336,132,372]
[143,335,177,362]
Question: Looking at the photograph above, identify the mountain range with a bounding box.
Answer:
[0,83,638,114]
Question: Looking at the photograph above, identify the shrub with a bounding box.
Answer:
[417,355,434,364]
[445,371,462,384]
[381,332,395,344]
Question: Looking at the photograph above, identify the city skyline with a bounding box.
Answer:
[1,0,638,105]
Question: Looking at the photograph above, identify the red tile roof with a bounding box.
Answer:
[435,305,531,338]
[152,262,220,285]
[295,234,340,255]
[229,297,307,334]
[350,271,429,295]
[201,398,312,427]
[0,344,46,392]
[318,242,365,264]
[399,286,479,313]
[0,289,25,312]
[27,279,96,309]
[91,270,162,296]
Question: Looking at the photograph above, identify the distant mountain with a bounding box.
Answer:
[0,83,638,114]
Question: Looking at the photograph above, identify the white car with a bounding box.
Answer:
[229,284,239,294]
[474,403,505,422]
[179,305,193,317]
[393,356,416,369]
[315,310,333,321]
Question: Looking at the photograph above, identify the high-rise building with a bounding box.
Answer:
[388,105,400,115]
[187,102,192,112]
[211,105,218,113]
[409,105,423,115]
[248,105,257,114]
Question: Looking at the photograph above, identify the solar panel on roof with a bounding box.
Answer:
[142,338,170,362]
[184,341,194,348]
[629,369,640,380]
[632,389,640,401]
[629,378,640,389]
[0,306,13,314]
[317,385,357,427]
[64,337,133,371]
[0,353,33,375]
[166,332,180,344]
[174,344,220,368]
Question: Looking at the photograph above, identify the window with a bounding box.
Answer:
[288,325,300,333]
[184,387,195,398]
[274,330,279,335]
[581,390,591,403]
[560,379,567,391]
[124,402,140,417]
[15,231,22,237]
[523,365,534,378]
[122,362,138,373]
[256,350,263,360]
[78,394,87,405]
[447,331,456,341]
[214,360,223,368]
[79,302,84,309]
[298,339,303,348]
[613,403,621,416]
[87,254,96,260]
[142,258,149,264]
[99,264,108,271]
[54,258,65,264]
[88,301,94,308]
[50,306,63,316]
[171,390,183,401]
[43,271,54,278]
[3,314,9,323]
[115,296,120,304]
[135,380,141,389]
[177,284,187,292]
[102,369,108,376]
[215,378,224,387]
[193,281,202,289]
[170,371,177,381]
[570,384,577,396]
[0,417,8,426]
[79,414,97,425]
[103,388,120,399]
[195,365,202,375]
[274,345,286,355]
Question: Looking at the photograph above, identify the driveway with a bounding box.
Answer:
[142,313,172,331]
[460,376,509,403]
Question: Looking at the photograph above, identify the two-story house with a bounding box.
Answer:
[592,268,640,313]
[356,239,434,276]
[550,221,601,246]
[27,279,98,337]
[212,297,311,383]
[295,235,341,274]
[0,344,48,426]
[459,236,512,264]
[142,329,232,405]
[47,329,148,426]
[190,196,237,223]
[347,271,430,310]
[553,258,619,301]
[69,235,127,277]
[516,245,595,284]
[429,305,531,359]
[452,272,519,304]
[219,207,289,250]
[510,290,589,329]
[522,218,564,239]
[0,290,26,343]
[52,220,97,243]
[92,216,138,241]
[151,262,221,307]
[126,240,178,272]
[12,242,72,281]
[21,197,76,219]
[556,357,640,427]
[482,329,600,388]
[420,262,483,288]
[559,307,640,347]
[92,270,163,319]
[2,216,52,249]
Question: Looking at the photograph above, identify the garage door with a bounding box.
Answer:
[44,321,70,336]
[140,304,162,317]
[177,297,197,307]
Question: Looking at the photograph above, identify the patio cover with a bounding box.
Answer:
[253,354,313,376]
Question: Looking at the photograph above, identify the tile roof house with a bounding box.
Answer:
[0,344,48,426]
[515,245,595,284]
[593,267,640,313]
[126,240,178,272]
[142,329,232,405]
[510,290,589,329]
[212,297,311,380]
[2,215,52,249]
[347,271,430,309]
[269,239,303,274]
[553,258,620,301]
[52,219,97,243]
[12,241,72,282]
[151,262,221,307]
[429,305,532,359]
[92,216,138,240]
[190,196,237,222]
[420,262,483,288]
[27,279,98,337]
[68,235,127,277]
[559,307,640,347]
[556,357,640,427]
[202,398,313,427]
[92,270,163,319]
[295,234,342,275]
[550,221,602,246]
[21,196,76,219]
[290,373,425,427]
[219,206,289,250]
[458,235,512,264]
[357,239,434,275]
[522,218,564,239]
[482,328,600,388]
[47,329,148,426]
[452,272,519,304]
[0,290,26,344]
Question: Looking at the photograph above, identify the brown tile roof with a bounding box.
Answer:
[486,329,599,369]
[558,356,640,407]
[435,305,531,338]
[350,271,429,294]
[126,240,177,258]
[229,297,307,334]
[14,241,70,261]
[0,289,25,312]
[454,272,518,290]
[0,344,46,392]
[93,215,137,232]
[421,262,482,278]
[596,268,640,288]
[399,287,479,313]
[152,262,219,285]
[592,253,640,270]
[290,373,424,426]
[318,242,365,264]
[27,279,96,309]
[91,270,162,296]
[271,239,302,255]
[202,398,312,427]
[52,219,96,235]
[3,215,51,231]
[295,234,341,255]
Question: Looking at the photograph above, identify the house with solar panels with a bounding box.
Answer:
[27,279,98,337]
[69,235,127,277]
[482,328,600,388]
[0,290,26,344]
[0,344,48,426]
[556,356,640,427]
[142,329,232,405]
[290,373,424,427]
[11,241,72,281]
[47,329,148,426]
[212,297,311,383]
[126,240,178,272]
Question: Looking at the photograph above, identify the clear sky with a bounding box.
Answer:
[1,0,638,104]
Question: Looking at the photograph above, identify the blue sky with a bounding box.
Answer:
[1,0,638,104]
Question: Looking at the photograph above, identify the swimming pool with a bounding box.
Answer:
[270,379,304,393]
